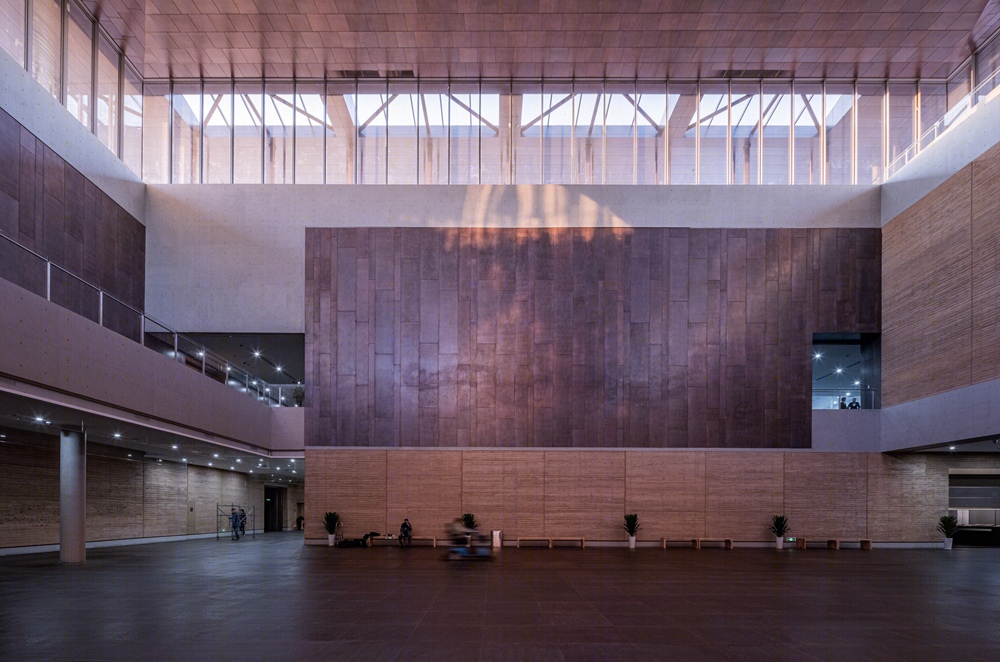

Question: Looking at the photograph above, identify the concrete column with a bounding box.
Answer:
[59,430,86,562]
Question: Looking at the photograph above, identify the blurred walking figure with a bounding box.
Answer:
[239,508,247,537]
[230,508,240,540]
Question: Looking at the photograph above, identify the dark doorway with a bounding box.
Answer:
[264,486,286,532]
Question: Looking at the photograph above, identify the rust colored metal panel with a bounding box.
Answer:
[305,227,879,448]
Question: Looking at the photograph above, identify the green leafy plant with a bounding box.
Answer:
[292,386,305,407]
[623,514,641,536]
[937,515,958,538]
[769,515,790,538]
[461,513,478,530]
[324,511,340,535]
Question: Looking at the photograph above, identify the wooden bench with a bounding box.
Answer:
[516,537,586,548]
[658,538,734,549]
[372,536,437,547]
[795,538,872,550]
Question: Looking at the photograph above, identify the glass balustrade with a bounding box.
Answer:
[0,233,301,407]
[884,64,1000,181]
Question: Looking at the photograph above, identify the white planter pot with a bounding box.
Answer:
[628,535,636,549]
[944,538,953,550]
[776,536,784,550]
[328,534,336,547]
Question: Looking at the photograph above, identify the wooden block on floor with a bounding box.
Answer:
[795,538,807,550]
[860,539,872,550]
[692,538,701,549]
[827,539,840,550]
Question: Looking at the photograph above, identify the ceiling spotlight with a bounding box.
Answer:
[265,388,270,393]
[34,416,44,422]
[253,351,261,358]
[171,445,178,450]
[208,462,213,466]
[854,381,860,386]
[275,366,282,373]
[813,353,822,360]
[127,454,132,458]
[182,458,187,462]
[0,434,5,438]
[949,446,956,451]
[249,470,253,473]
[236,459,241,463]
[225,366,231,372]
[835,368,843,373]
[113,433,122,438]
[292,470,296,474]
[291,459,295,463]
[44,421,51,425]
[197,351,204,357]
[230,466,234,470]
[158,459,162,462]
[213,453,219,458]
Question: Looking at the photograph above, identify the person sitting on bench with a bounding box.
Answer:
[399,518,412,546]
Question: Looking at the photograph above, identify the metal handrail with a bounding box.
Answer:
[0,232,302,407]
[883,64,1000,181]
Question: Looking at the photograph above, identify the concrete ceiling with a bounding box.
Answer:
[0,390,304,484]
[83,0,1000,80]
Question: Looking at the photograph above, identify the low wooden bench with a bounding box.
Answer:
[795,538,872,550]
[658,538,734,549]
[516,537,586,548]
[373,536,437,547]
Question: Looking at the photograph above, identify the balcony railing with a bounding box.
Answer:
[0,233,301,407]
[883,64,1000,181]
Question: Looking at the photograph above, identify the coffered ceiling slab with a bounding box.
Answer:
[86,0,1000,80]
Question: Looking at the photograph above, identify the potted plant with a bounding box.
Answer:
[937,515,958,550]
[624,514,640,549]
[770,515,789,549]
[324,511,340,547]
[461,513,478,530]
[292,386,305,407]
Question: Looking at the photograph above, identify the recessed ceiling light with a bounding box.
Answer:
[171,445,178,450]
[835,368,843,373]
[275,366,282,373]
[249,470,253,473]
[253,351,261,358]
[158,459,162,462]
[236,459,241,463]
[182,458,187,462]
[34,416,44,422]
[854,381,860,386]
[949,446,956,450]
[230,466,234,470]
[127,453,132,457]
[813,353,822,359]
[208,462,213,466]
[290,459,295,463]
[213,453,219,458]
[113,433,122,438]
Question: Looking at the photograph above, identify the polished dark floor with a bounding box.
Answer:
[2,533,999,662]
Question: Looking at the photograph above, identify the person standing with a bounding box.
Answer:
[239,509,247,537]
[230,508,240,540]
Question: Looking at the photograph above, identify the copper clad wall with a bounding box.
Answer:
[306,227,880,448]
[883,141,1000,406]
[0,108,145,313]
